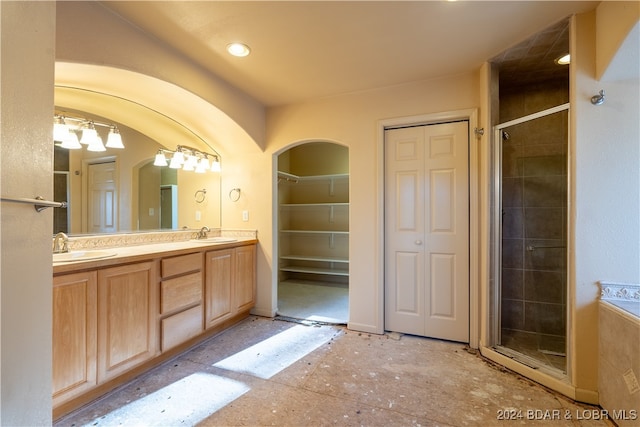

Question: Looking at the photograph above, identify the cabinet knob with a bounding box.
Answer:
[415,240,423,245]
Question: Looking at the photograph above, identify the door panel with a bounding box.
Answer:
[385,121,469,342]
[87,161,117,233]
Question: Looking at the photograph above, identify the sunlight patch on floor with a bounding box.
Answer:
[79,373,249,426]
[213,324,336,379]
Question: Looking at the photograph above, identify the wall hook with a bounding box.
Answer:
[591,89,605,105]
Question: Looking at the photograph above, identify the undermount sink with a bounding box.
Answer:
[191,237,238,243]
[53,250,118,263]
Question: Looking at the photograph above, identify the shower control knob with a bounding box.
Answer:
[415,240,423,245]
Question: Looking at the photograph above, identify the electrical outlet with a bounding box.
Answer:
[242,210,249,221]
[623,369,640,394]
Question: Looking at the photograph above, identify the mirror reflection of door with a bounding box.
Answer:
[138,162,178,230]
[160,185,178,229]
[53,146,70,234]
[87,161,118,233]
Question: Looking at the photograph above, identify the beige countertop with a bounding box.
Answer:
[53,237,258,275]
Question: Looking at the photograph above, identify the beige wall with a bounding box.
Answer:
[266,73,480,330]
[570,7,640,401]
[595,1,640,80]
[0,2,55,424]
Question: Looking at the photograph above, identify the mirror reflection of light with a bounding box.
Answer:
[214,324,335,379]
[80,373,249,426]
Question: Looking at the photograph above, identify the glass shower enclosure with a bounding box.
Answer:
[492,103,569,374]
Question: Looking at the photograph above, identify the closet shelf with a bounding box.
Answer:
[280,202,349,207]
[277,171,349,183]
[280,230,348,235]
[281,255,349,264]
[278,165,349,286]
[280,265,349,277]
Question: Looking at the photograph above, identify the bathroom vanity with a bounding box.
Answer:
[52,236,257,419]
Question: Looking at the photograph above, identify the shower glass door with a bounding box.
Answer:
[492,104,569,374]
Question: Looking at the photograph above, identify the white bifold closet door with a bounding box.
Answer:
[384,121,469,342]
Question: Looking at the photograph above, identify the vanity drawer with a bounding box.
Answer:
[160,272,202,314]
[161,253,201,278]
[161,305,203,351]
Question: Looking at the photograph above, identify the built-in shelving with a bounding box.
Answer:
[278,171,349,285]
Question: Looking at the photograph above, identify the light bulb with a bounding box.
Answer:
[53,117,69,142]
[105,126,124,149]
[80,123,99,145]
[60,130,81,149]
[195,157,208,173]
[169,151,184,169]
[87,135,106,152]
[211,156,221,172]
[227,43,251,57]
[154,151,168,166]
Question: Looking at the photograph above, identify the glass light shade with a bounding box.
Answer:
[86,135,106,152]
[195,157,209,173]
[105,127,124,149]
[154,151,168,166]
[60,130,82,149]
[53,121,70,142]
[169,151,184,169]
[182,154,197,171]
[211,157,221,172]
[80,126,99,145]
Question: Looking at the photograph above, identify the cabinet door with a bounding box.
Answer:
[235,244,256,313]
[53,271,98,406]
[205,248,234,329]
[97,262,157,382]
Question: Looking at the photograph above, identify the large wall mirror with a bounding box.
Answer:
[53,94,222,236]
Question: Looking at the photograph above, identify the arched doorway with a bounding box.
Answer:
[276,141,349,324]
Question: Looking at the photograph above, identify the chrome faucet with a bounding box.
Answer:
[53,232,69,254]
[196,226,210,240]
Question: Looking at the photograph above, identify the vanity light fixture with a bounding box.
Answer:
[54,114,125,151]
[155,145,221,173]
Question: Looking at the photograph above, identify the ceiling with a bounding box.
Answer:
[100,1,598,107]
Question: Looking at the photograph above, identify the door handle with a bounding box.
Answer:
[415,240,423,245]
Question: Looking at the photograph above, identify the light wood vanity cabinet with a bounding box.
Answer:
[52,271,98,407]
[160,253,203,351]
[205,244,256,329]
[234,244,257,313]
[52,241,256,418]
[97,261,158,383]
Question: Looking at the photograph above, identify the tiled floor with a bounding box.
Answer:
[54,316,613,427]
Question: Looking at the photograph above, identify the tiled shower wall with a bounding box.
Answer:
[500,80,568,352]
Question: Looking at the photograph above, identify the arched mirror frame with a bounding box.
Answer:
[54,62,241,236]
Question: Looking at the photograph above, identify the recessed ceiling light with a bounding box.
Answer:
[555,54,570,65]
[227,43,251,57]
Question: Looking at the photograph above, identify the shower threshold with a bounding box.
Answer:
[493,345,567,379]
